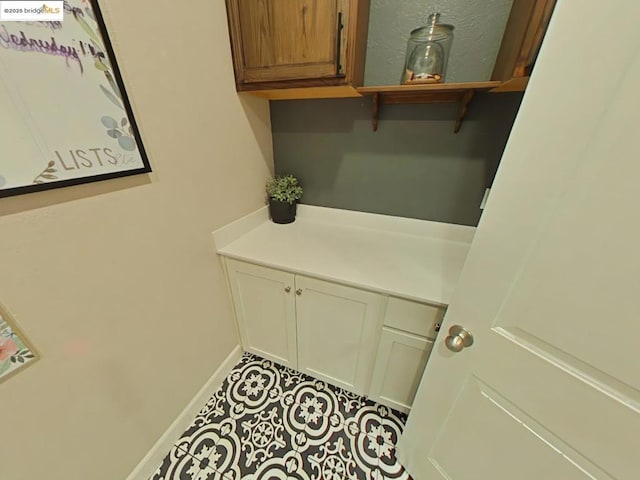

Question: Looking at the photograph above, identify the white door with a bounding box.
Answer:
[295,275,386,394]
[225,259,298,368]
[398,2,640,479]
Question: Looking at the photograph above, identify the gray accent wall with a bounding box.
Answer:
[271,93,523,226]
[366,0,514,85]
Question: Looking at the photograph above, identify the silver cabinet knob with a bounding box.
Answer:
[445,325,474,352]
[284,286,291,293]
[296,289,303,296]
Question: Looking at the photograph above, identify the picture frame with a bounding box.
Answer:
[0,0,151,198]
[0,302,38,383]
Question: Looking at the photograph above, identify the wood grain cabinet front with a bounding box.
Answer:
[225,0,370,99]
[225,0,555,103]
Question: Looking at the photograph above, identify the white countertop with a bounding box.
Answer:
[213,205,475,306]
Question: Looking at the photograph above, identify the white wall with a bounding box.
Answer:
[0,1,273,478]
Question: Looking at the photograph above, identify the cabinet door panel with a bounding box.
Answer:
[369,327,434,413]
[295,275,385,394]
[226,259,297,368]
[230,0,343,83]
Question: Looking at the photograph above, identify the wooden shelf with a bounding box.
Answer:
[357,81,519,132]
[358,81,502,95]
[244,85,362,100]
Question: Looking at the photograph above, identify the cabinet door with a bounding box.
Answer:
[225,259,297,368]
[226,0,348,84]
[369,327,434,413]
[295,275,385,394]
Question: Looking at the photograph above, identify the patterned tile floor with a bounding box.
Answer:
[151,353,412,480]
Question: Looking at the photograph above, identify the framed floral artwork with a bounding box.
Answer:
[0,304,38,382]
[0,0,151,198]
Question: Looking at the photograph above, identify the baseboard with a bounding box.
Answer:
[126,345,243,480]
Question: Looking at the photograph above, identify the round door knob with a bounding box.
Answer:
[296,289,303,296]
[445,325,474,352]
[284,286,291,293]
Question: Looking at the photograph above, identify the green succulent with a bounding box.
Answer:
[266,174,303,204]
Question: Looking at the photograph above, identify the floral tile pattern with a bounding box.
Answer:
[151,353,412,480]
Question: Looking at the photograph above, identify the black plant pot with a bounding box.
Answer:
[269,198,297,224]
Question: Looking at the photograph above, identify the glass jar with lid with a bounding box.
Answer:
[401,12,454,84]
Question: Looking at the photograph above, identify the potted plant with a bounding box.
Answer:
[266,174,303,224]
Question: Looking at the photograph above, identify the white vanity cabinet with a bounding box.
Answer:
[226,259,297,368]
[225,258,385,394]
[368,297,445,413]
[295,275,386,395]
[215,205,471,411]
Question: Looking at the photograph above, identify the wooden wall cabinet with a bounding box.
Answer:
[225,0,370,100]
[226,0,555,103]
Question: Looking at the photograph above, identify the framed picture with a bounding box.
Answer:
[0,303,38,383]
[0,0,151,198]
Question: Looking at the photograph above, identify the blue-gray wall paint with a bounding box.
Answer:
[366,0,514,85]
[271,93,523,226]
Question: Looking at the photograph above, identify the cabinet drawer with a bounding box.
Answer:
[383,297,445,339]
